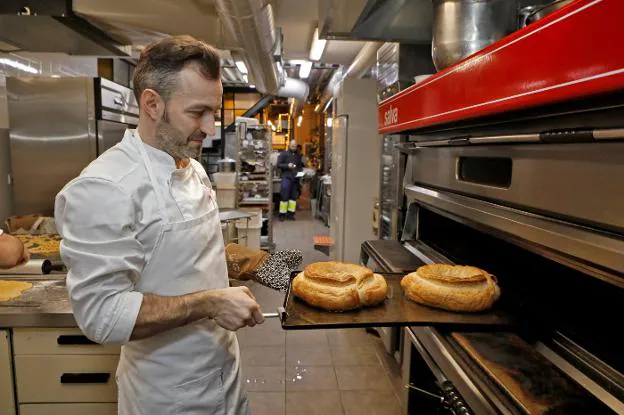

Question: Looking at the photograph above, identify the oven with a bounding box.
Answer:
[369,3,624,412]
[389,119,624,413]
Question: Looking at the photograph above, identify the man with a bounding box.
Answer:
[294,144,305,204]
[55,36,263,414]
[277,140,303,221]
[0,229,29,269]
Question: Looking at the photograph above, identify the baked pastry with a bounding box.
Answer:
[14,234,61,256]
[401,264,500,312]
[292,262,388,311]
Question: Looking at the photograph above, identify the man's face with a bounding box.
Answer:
[154,63,222,160]
[289,141,297,152]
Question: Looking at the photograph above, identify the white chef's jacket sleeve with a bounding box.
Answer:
[55,178,145,345]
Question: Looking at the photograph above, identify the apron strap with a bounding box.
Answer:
[189,161,218,211]
[130,130,170,218]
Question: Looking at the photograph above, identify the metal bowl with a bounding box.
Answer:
[519,0,575,27]
[432,0,518,71]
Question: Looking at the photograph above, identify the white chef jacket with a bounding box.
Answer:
[55,129,211,345]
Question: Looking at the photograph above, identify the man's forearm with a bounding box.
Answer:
[130,291,216,341]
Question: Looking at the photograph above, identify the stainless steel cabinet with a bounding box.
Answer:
[0,330,16,415]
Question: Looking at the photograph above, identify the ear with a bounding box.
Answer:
[140,89,165,121]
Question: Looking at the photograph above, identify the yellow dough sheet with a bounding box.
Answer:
[0,280,33,301]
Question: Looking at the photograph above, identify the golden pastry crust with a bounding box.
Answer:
[303,261,372,284]
[417,264,487,284]
[292,262,388,311]
[401,264,500,312]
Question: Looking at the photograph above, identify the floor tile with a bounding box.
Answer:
[330,346,382,367]
[374,343,406,400]
[241,346,285,367]
[327,329,379,348]
[286,391,344,415]
[247,392,285,415]
[286,346,332,366]
[242,366,286,392]
[341,390,402,415]
[239,213,403,413]
[286,329,329,348]
[334,366,393,391]
[238,320,285,347]
[286,366,338,391]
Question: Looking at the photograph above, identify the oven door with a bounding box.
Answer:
[402,326,505,414]
[398,185,624,414]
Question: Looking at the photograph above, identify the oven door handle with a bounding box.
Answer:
[404,383,447,404]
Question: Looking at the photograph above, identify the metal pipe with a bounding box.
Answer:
[277,77,309,101]
[215,0,281,94]
[316,41,380,112]
[216,0,309,101]
[344,41,383,78]
[317,68,343,113]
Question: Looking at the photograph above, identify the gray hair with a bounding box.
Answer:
[133,35,221,103]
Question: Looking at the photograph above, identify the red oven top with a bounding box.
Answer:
[378,0,624,134]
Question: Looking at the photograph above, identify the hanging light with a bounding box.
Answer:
[235,61,248,74]
[309,27,327,61]
[0,58,39,74]
[299,61,313,79]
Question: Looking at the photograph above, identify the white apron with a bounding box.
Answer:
[116,132,249,415]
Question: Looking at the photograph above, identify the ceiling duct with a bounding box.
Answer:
[283,76,310,118]
[317,68,342,113]
[216,0,308,101]
[215,0,281,94]
[278,77,309,101]
[0,0,129,56]
[344,41,382,78]
[316,41,380,112]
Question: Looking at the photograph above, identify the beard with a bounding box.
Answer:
[154,111,205,160]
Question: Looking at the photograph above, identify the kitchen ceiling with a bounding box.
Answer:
[0,0,394,100]
[72,0,364,94]
[74,0,371,64]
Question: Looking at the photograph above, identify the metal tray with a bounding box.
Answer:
[279,272,513,330]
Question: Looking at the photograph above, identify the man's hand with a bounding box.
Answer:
[209,286,264,330]
[288,163,295,169]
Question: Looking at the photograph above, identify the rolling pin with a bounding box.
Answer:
[0,259,53,275]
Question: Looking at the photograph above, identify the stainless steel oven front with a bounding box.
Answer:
[395,138,624,415]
